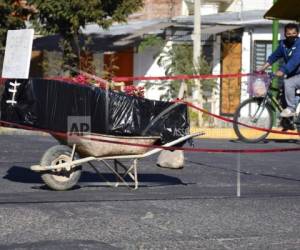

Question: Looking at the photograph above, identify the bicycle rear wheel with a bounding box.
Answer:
[233,98,273,143]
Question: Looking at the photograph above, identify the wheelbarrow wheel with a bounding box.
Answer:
[40,145,82,191]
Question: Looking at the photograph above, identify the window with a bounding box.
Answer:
[254,41,283,72]
[254,41,272,72]
[254,41,284,88]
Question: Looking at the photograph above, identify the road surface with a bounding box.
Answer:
[0,134,300,249]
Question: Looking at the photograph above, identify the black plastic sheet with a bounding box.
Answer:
[0,79,189,143]
[0,85,4,107]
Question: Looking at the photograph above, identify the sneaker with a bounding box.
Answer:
[280,118,295,131]
[280,108,295,117]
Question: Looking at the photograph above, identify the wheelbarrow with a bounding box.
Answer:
[30,132,203,191]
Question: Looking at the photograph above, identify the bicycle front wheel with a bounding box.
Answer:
[233,98,273,143]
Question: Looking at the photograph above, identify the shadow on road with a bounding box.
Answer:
[187,160,300,183]
[266,139,300,144]
[3,166,185,187]
[0,240,120,250]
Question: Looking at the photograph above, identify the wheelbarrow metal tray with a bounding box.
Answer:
[52,133,160,157]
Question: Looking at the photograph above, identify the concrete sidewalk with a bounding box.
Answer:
[191,127,300,140]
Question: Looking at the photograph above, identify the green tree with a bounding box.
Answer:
[138,34,164,53]
[157,43,217,100]
[156,43,218,126]
[29,0,144,74]
[0,0,36,47]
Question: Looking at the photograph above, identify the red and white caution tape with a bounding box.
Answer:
[112,73,251,82]
[2,73,300,153]
[1,120,300,154]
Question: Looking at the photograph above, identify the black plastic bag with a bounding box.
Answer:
[0,78,189,143]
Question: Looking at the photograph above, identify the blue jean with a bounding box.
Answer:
[284,74,300,111]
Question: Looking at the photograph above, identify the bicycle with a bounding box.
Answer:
[233,73,300,143]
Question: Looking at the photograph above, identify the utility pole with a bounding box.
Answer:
[193,0,201,65]
[271,0,279,124]
[193,0,202,126]
[272,0,279,77]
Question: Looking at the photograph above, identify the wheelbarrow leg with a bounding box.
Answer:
[114,160,120,187]
[114,159,138,189]
[119,159,139,189]
[87,158,140,189]
[71,144,77,161]
[101,160,133,188]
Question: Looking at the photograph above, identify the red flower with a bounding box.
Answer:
[123,85,144,97]
[45,76,144,98]
[73,74,90,85]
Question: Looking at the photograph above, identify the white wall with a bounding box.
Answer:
[227,0,273,12]
[181,0,190,16]
[241,30,251,102]
[212,35,221,115]
[134,43,170,100]
[202,3,219,15]
[183,0,224,16]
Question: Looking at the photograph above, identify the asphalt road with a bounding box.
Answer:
[0,134,300,249]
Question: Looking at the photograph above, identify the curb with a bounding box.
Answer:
[0,127,298,140]
[0,127,48,136]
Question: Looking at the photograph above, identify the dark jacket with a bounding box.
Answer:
[267,38,300,77]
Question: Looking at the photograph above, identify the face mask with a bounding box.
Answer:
[285,36,298,47]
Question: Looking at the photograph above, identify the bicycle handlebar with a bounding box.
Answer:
[253,71,276,80]
[267,72,276,79]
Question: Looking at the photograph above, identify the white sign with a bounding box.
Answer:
[2,29,34,79]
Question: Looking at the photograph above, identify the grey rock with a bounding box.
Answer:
[157,150,184,169]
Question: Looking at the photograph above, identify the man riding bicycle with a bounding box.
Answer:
[260,23,300,118]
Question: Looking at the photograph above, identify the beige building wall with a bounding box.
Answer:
[129,0,183,20]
